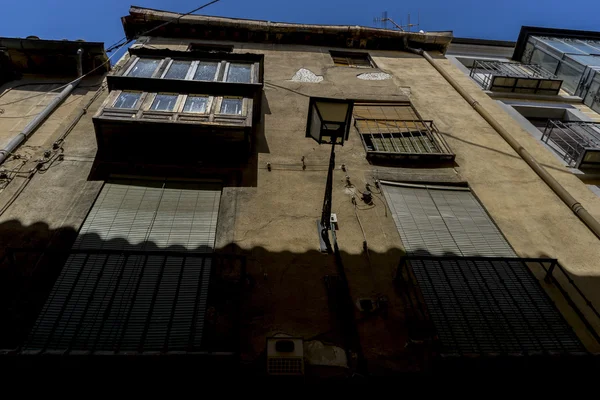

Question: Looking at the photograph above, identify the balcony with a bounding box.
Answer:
[542,120,600,169]
[93,91,257,164]
[470,60,563,95]
[354,118,455,164]
[395,256,599,357]
[92,48,264,165]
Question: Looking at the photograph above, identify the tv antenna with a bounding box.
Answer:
[374,11,421,32]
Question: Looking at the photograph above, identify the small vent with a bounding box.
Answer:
[102,111,136,119]
[142,112,173,121]
[267,358,303,375]
[178,115,210,123]
[266,336,304,376]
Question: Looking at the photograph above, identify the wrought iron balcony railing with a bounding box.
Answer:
[470,60,563,95]
[542,120,600,169]
[354,118,455,164]
[395,256,600,357]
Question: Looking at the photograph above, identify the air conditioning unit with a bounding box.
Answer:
[266,336,304,376]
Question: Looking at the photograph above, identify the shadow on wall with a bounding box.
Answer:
[1,219,600,375]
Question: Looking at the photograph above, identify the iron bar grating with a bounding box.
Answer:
[398,256,585,356]
[17,249,244,354]
[470,60,563,94]
[542,120,600,168]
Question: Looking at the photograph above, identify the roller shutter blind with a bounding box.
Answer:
[381,183,515,257]
[25,180,221,352]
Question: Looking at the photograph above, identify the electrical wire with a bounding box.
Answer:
[0,1,222,110]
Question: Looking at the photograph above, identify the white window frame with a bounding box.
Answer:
[188,60,222,82]
[145,93,184,113]
[180,94,214,114]
[110,90,144,110]
[123,56,163,78]
[215,96,247,117]
[160,59,194,80]
[223,62,254,83]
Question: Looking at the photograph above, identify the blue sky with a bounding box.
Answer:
[3,0,599,49]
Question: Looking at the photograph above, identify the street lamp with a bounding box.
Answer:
[305,97,354,253]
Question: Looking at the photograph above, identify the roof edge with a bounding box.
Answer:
[123,6,453,53]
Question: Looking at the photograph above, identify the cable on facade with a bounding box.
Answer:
[0,1,222,112]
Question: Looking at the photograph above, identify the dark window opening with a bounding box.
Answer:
[330,51,375,68]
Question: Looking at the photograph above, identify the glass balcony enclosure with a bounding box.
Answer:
[470,60,562,94]
[523,36,600,112]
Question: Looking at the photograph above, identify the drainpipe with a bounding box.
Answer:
[0,48,84,166]
[405,44,600,240]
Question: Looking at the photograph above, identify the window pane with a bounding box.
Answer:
[556,61,584,94]
[193,61,218,81]
[127,58,160,78]
[530,49,560,74]
[163,60,191,79]
[566,40,600,55]
[183,96,208,113]
[150,94,178,111]
[114,92,141,109]
[537,37,586,55]
[226,63,252,83]
[568,54,600,67]
[220,98,243,115]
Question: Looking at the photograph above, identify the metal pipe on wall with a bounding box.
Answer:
[0,48,84,166]
[405,44,600,240]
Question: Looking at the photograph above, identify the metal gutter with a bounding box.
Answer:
[406,43,600,240]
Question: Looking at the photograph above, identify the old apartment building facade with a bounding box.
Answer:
[1,7,600,376]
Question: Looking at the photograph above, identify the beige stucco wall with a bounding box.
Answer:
[2,36,599,360]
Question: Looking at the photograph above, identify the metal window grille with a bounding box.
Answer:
[15,249,245,355]
[353,103,454,163]
[542,120,600,168]
[470,60,563,94]
[330,51,374,68]
[396,256,586,356]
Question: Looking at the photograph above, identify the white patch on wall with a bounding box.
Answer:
[290,68,323,83]
[356,72,392,80]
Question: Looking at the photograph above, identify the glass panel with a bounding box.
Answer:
[220,98,243,115]
[568,40,600,55]
[113,92,141,109]
[127,58,160,78]
[530,49,560,74]
[183,96,209,113]
[226,63,252,83]
[193,61,218,81]
[150,94,178,111]
[586,78,600,114]
[308,104,322,142]
[556,61,585,94]
[163,60,191,79]
[568,55,600,68]
[536,37,587,55]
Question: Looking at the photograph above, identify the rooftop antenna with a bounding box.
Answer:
[373,11,404,31]
[405,12,420,32]
[373,11,421,32]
